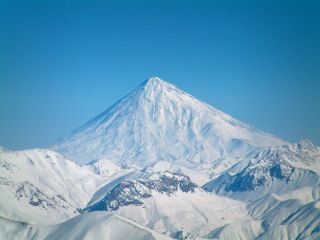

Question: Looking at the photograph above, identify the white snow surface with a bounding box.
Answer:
[0,212,171,240]
[115,190,251,238]
[2,78,320,240]
[0,148,108,224]
[52,77,287,172]
[83,158,122,177]
[85,171,252,238]
[202,140,320,239]
[143,160,211,185]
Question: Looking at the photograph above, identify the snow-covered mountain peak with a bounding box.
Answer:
[254,140,320,173]
[86,171,198,212]
[297,138,317,149]
[142,76,167,90]
[142,170,197,194]
[203,140,320,194]
[84,159,121,177]
[137,76,205,109]
[52,77,287,167]
[137,76,180,104]
[85,170,252,238]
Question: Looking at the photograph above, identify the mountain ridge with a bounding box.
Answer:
[1,77,319,240]
[52,77,287,172]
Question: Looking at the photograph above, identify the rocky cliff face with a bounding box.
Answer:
[86,171,197,212]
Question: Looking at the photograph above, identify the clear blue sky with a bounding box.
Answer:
[0,0,319,149]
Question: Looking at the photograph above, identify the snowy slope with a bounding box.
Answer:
[202,140,320,239]
[203,139,320,200]
[52,77,287,173]
[2,77,319,240]
[0,212,172,240]
[85,171,252,238]
[83,159,122,177]
[0,148,108,224]
[142,160,211,185]
[255,199,320,240]
[206,195,320,240]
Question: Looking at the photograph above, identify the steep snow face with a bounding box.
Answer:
[0,212,172,240]
[202,140,320,240]
[207,198,320,240]
[204,196,320,240]
[86,171,197,212]
[203,140,320,199]
[85,171,251,238]
[268,139,320,174]
[0,148,108,224]
[52,77,286,171]
[142,161,213,186]
[0,177,78,225]
[88,179,152,211]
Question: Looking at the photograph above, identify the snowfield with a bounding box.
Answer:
[85,171,252,238]
[203,140,320,239]
[1,77,319,240]
[0,147,109,224]
[0,212,172,240]
[52,77,286,173]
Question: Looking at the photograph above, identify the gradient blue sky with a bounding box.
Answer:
[0,0,319,149]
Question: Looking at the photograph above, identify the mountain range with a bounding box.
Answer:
[1,77,319,240]
[52,77,286,169]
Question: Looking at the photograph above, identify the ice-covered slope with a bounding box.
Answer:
[52,77,287,172]
[142,160,211,185]
[203,139,320,200]
[202,140,320,239]
[206,194,320,240]
[0,148,108,224]
[85,171,252,238]
[0,212,172,240]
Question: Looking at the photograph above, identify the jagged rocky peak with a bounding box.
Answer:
[0,176,77,214]
[297,138,315,148]
[224,143,317,192]
[295,138,320,154]
[203,140,320,193]
[86,171,198,212]
[88,179,152,211]
[142,171,197,194]
[224,163,294,192]
[253,139,320,173]
[15,181,75,211]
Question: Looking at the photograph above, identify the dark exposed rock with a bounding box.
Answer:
[141,171,197,194]
[223,161,294,192]
[87,171,198,212]
[89,180,151,211]
[14,181,75,211]
[225,173,266,192]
